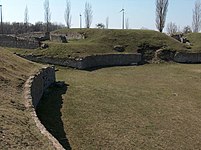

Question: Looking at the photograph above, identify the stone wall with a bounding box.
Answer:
[174,52,201,63]
[19,51,201,66]
[24,66,64,150]
[65,32,85,40]
[50,32,85,41]
[50,34,68,43]
[18,32,46,40]
[29,66,56,108]
[78,54,141,69]
[18,53,142,70]
[0,35,39,49]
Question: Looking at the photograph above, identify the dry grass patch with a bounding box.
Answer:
[38,63,201,149]
[0,48,54,149]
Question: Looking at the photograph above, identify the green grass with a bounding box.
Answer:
[0,48,54,149]
[38,63,201,149]
[9,28,187,58]
[186,33,201,52]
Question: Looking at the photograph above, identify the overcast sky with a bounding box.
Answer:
[0,0,196,31]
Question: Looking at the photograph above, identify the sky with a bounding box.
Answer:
[0,0,196,31]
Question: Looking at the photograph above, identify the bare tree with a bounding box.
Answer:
[166,22,178,35]
[64,0,71,28]
[106,17,109,29]
[155,0,169,32]
[84,2,93,28]
[44,0,51,32]
[192,0,201,32]
[126,18,129,29]
[183,25,192,34]
[96,23,105,29]
[24,5,29,32]
[0,21,64,34]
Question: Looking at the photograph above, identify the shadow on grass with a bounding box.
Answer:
[36,82,71,150]
[84,64,140,72]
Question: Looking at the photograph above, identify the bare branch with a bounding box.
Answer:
[106,17,109,29]
[192,0,201,32]
[155,0,169,32]
[183,26,192,34]
[84,2,93,28]
[44,0,51,32]
[166,22,178,35]
[24,5,29,25]
[126,18,129,29]
[64,0,71,28]
[24,5,29,32]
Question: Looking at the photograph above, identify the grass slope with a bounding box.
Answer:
[186,33,201,52]
[0,48,54,149]
[10,29,187,58]
[38,64,201,149]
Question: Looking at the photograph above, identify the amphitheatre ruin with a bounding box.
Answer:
[1,28,201,149]
[2,0,201,149]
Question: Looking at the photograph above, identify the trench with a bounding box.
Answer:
[36,83,71,150]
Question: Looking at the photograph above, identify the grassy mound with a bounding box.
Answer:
[186,33,201,52]
[10,29,187,59]
[0,48,54,149]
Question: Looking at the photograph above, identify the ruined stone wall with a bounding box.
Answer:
[24,66,64,150]
[50,34,67,43]
[18,32,45,39]
[19,51,201,66]
[174,52,201,63]
[0,35,39,49]
[29,66,55,108]
[18,53,142,70]
[25,66,56,108]
[65,32,85,40]
[50,32,85,41]
[78,54,142,69]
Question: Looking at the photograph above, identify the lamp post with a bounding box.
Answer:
[79,14,82,29]
[0,4,2,34]
[120,8,125,29]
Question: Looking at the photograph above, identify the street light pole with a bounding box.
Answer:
[80,14,82,29]
[0,5,3,34]
[120,8,125,29]
[122,9,125,29]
